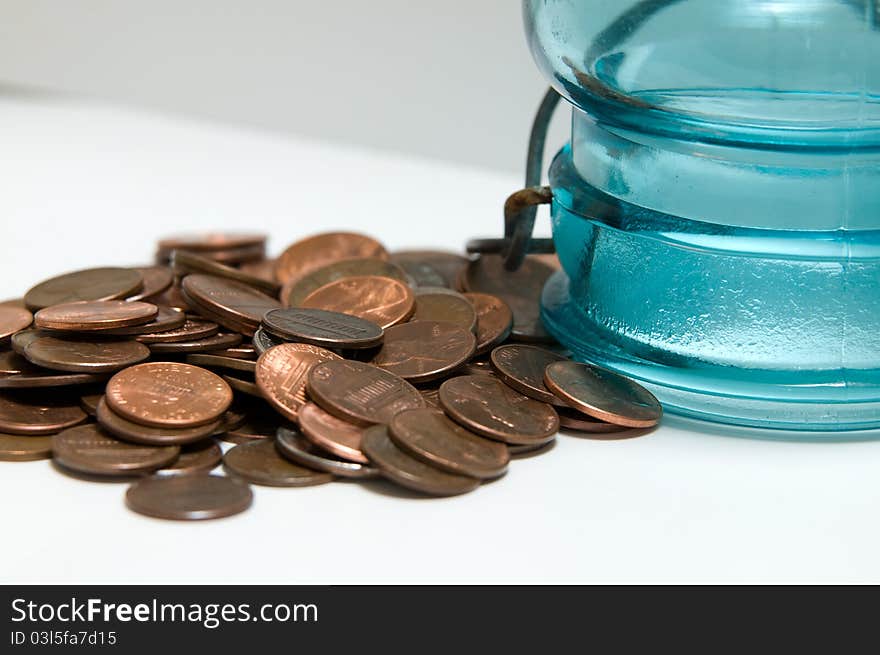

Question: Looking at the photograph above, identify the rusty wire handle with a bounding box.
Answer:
[466,87,560,271]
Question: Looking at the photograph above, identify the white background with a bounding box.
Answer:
[0,0,567,173]
[2,97,880,584]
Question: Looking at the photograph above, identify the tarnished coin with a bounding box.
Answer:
[411,288,477,333]
[389,408,509,479]
[0,350,41,376]
[24,267,144,311]
[464,293,513,354]
[223,439,335,487]
[181,274,280,335]
[126,266,174,302]
[276,232,389,285]
[371,320,475,383]
[298,401,368,463]
[419,387,441,408]
[222,374,261,397]
[307,359,425,426]
[23,335,151,373]
[0,370,109,389]
[79,392,103,416]
[34,300,158,331]
[97,306,186,336]
[10,329,43,356]
[171,249,281,296]
[438,375,559,445]
[53,424,180,476]
[252,327,284,355]
[361,424,480,497]
[0,434,53,461]
[136,318,219,344]
[154,440,223,477]
[255,343,342,422]
[213,344,257,360]
[461,255,556,342]
[239,258,278,284]
[0,306,33,343]
[301,275,415,329]
[490,344,568,405]
[281,257,409,308]
[262,308,384,350]
[461,358,495,376]
[96,397,221,446]
[185,353,257,375]
[105,362,233,428]
[148,283,191,312]
[220,412,284,444]
[0,392,88,435]
[389,251,468,289]
[146,332,242,354]
[125,474,253,520]
[158,233,266,253]
[509,440,557,457]
[543,360,662,428]
[557,406,627,434]
[276,426,379,479]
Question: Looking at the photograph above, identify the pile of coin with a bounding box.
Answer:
[0,232,661,520]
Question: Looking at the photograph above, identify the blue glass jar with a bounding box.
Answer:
[524,0,880,430]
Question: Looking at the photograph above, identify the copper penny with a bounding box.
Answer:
[239,258,278,284]
[262,308,384,350]
[543,360,662,428]
[223,439,335,487]
[461,255,556,342]
[360,424,480,497]
[461,358,496,376]
[125,474,253,521]
[490,344,568,406]
[0,392,87,435]
[276,426,379,479]
[97,306,186,336]
[34,300,158,331]
[254,343,342,422]
[464,293,513,354]
[438,375,559,445]
[557,406,628,434]
[419,387,441,408]
[306,359,425,427]
[52,423,180,476]
[509,440,557,457]
[171,249,281,296]
[213,344,257,360]
[185,353,257,375]
[252,327,284,355]
[220,412,284,445]
[158,233,267,253]
[79,392,103,416]
[105,362,233,428]
[148,283,191,312]
[0,306,33,343]
[276,232,389,285]
[10,329,43,356]
[389,408,509,479]
[371,320,475,383]
[154,440,223,477]
[387,257,445,287]
[146,332,242,354]
[222,374,261,397]
[301,275,415,329]
[184,244,266,266]
[23,335,151,373]
[0,350,41,376]
[411,288,477,333]
[136,318,219,344]
[297,401,368,463]
[0,370,109,389]
[126,266,174,302]
[181,274,280,335]
[0,433,52,461]
[389,251,468,289]
[24,267,144,311]
[281,257,409,308]
[96,397,222,446]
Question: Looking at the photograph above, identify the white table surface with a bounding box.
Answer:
[2,95,879,584]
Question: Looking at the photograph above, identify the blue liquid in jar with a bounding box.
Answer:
[525,0,880,430]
